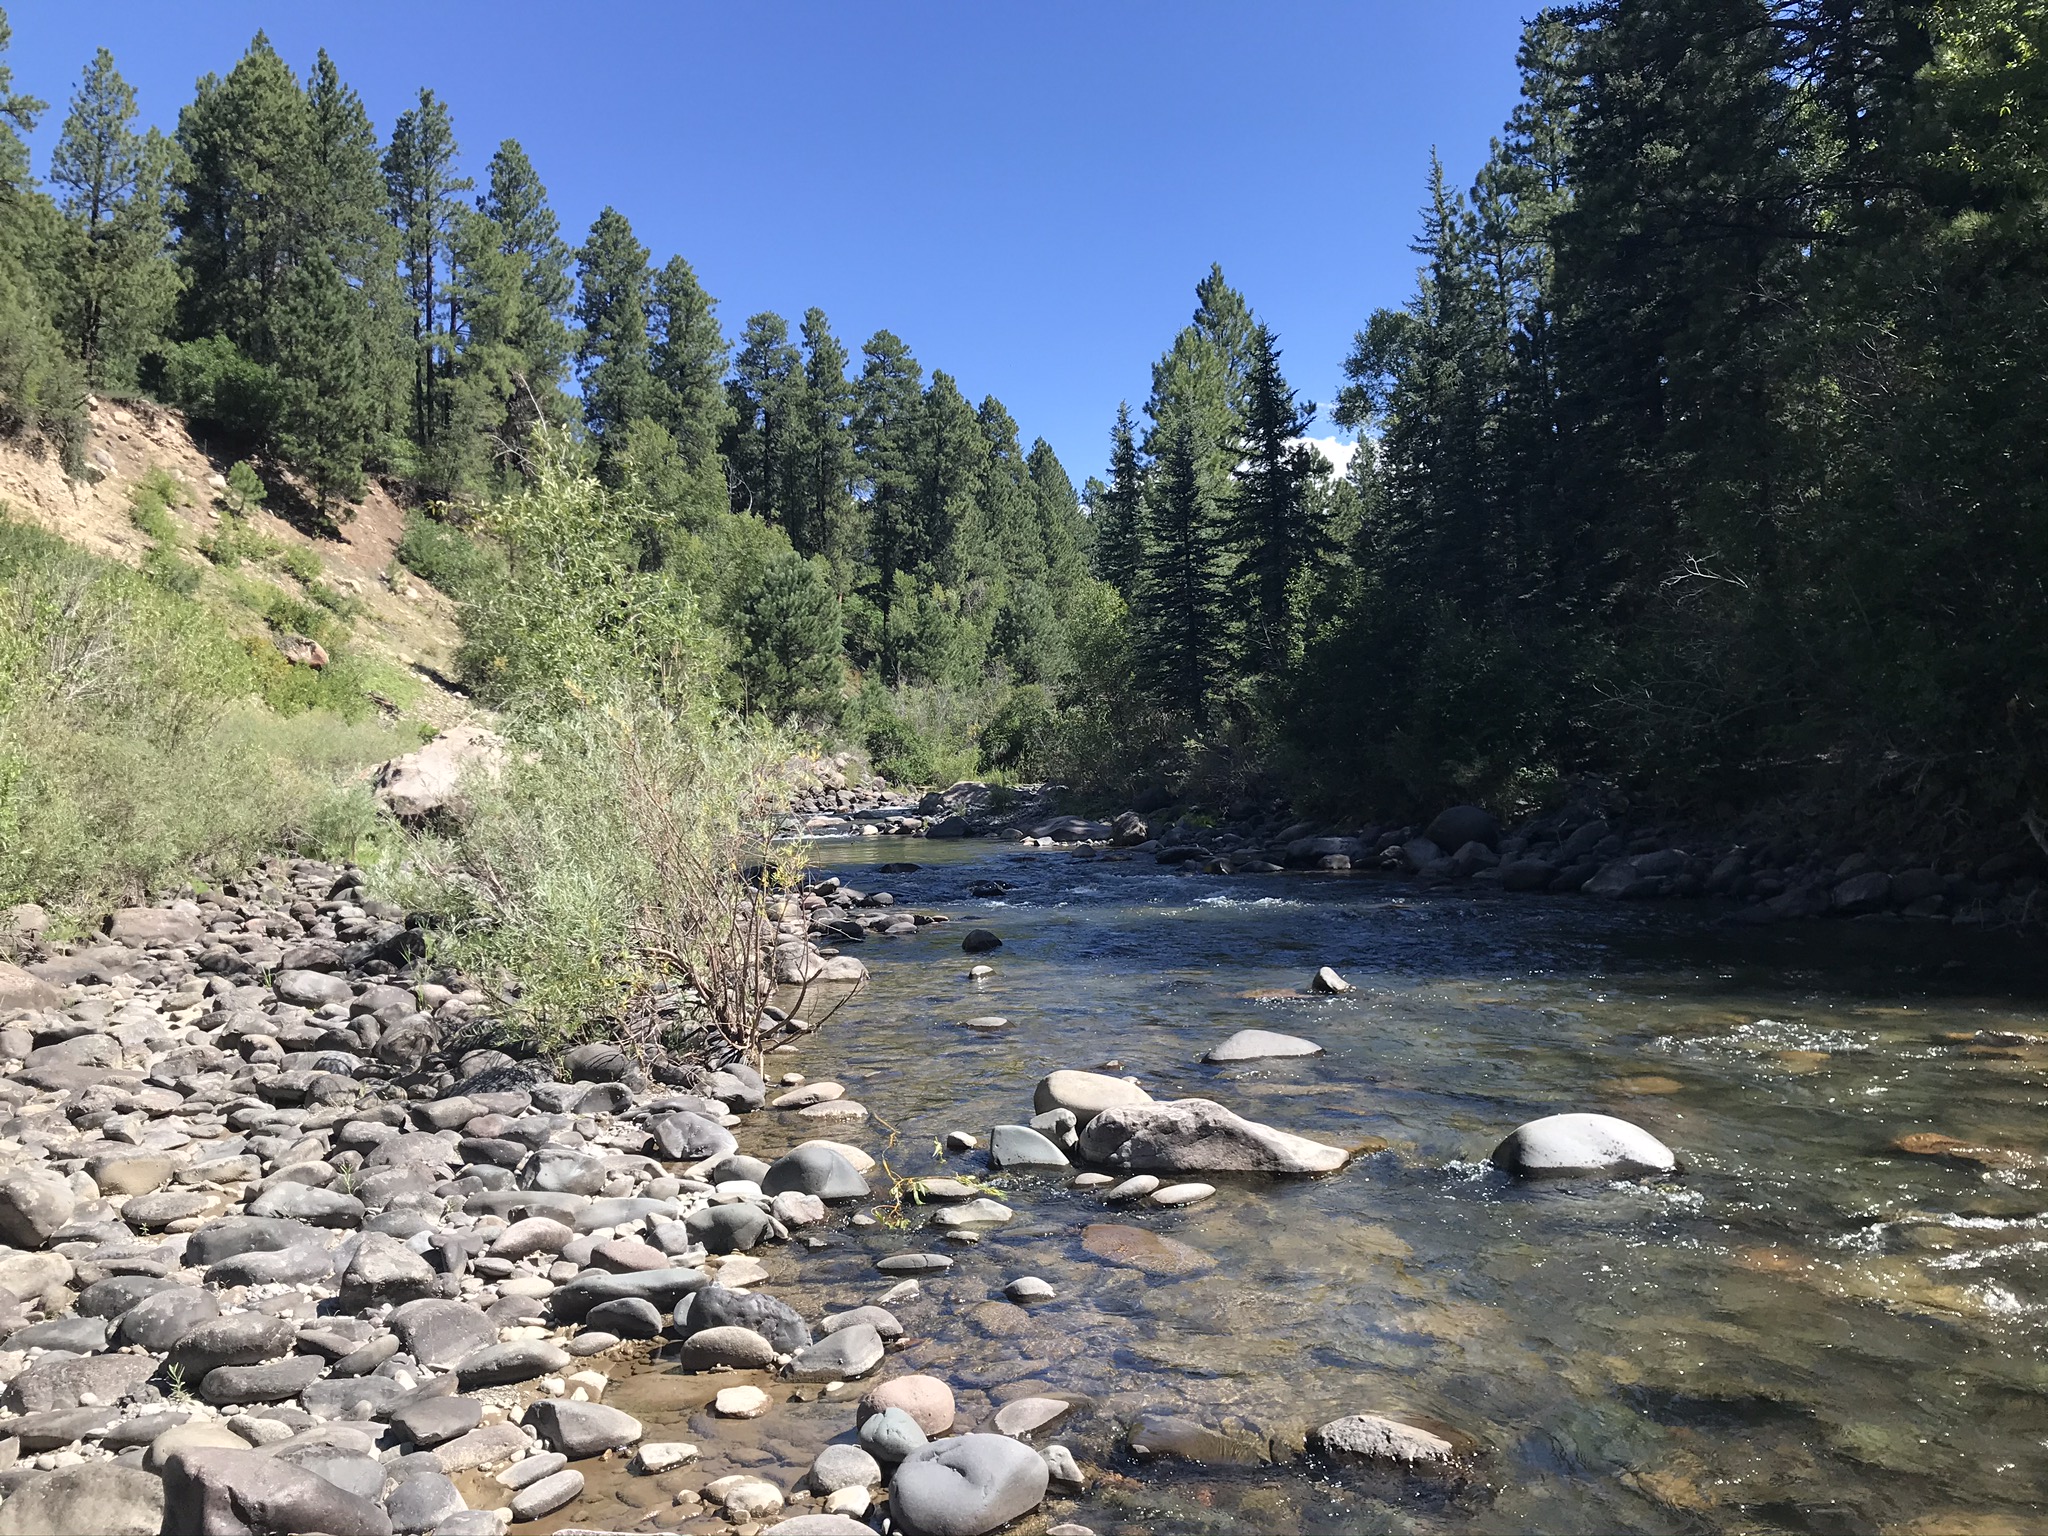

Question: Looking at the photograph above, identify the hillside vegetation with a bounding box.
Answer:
[2,3,2044,875]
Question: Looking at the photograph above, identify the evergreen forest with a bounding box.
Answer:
[2,4,2044,845]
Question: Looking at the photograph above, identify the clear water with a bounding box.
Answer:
[581,836,2048,1536]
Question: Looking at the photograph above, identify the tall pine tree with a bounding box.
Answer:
[573,205,654,472]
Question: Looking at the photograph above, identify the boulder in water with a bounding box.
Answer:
[1490,1112,1676,1179]
[1077,1098,1348,1174]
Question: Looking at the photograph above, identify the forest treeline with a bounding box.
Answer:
[2,4,2045,842]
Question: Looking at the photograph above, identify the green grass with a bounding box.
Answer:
[0,510,416,917]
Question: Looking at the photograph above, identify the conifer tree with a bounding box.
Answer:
[1026,436,1089,595]
[1136,415,1229,727]
[574,206,654,471]
[725,311,801,525]
[477,139,572,436]
[852,329,923,650]
[733,549,843,719]
[48,49,177,389]
[0,11,82,463]
[383,88,471,483]
[1092,402,1145,593]
[1227,323,1327,679]
[790,308,857,571]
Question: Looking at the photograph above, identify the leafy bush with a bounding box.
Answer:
[275,545,322,585]
[978,684,1056,775]
[0,513,410,914]
[394,690,797,1058]
[0,259,86,471]
[395,508,505,596]
[147,335,286,448]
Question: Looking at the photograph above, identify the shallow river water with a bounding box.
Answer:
[571,836,2048,1536]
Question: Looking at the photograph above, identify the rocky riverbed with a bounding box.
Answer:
[5,824,2048,1536]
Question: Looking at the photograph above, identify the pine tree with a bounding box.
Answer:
[733,549,843,719]
[574,206,654,471]
[1136,415,1230,727]
[976,395,1042,583]
[1026,436,1090,595]
[1227,323,1328,679]
[649,255,732,472]
[383,88,471,485]
[477,139,572,437]
[852,329,923,654]
[0,10,82,463]
[47,49,177,390]
[909,371,987,588]
[790,308,858,571]
[725,311,801,525]
[1092,402,1145,591]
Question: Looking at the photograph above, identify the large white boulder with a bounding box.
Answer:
[371,725,506,819]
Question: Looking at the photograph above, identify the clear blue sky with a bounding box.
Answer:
[9,1,1534,480]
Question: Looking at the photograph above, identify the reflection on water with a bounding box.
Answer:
[599,838,2048,1535]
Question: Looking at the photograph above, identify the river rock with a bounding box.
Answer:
[1149,1182,1216,1206]
[389,1299,497,1367]
[877,1251,954,1273]
[0,958,61,1015]
[891,1433,1050,1536]
[0,1165,76,1249]
[860,1404,930,1461]
[1489,1112,1677,1178]
[4,1352,160,1413]
[809,1442,883,1493]
[509,1469,583,1522]
[680,1284,812,1352]
[199,1353,325,1406]
[525,1398,643,1458]
[586,1296,665,1338]
[988,1124,1070,1169]
[652,1110,738,1162]
[1205,1029,1323,1062]
[1077,1098,1349,1174]
[786,1322,885,1381]
[994,1396,1073,1436]
[714,1385,771,1417]
[337,1231,438,1308]
[488,1216,575,1260]
[1005,1276,1055,1302]
[931,1197,1013,1228]
[961,929,1002,953]
[1080,1223,1213,1276]
[631,1441,698,1473]
[685,1202,773,1254]
[1313,1412,1455,1463]
[1310,965,1352,993]
[1427,805,1499,850]
[119,1286,220,1351]
[705,1475,784,1519]
[679,1324,779,1371]
[454,1340,571,1388]
[391,1395,483,1447]
[0,1464,165,1536]
[820,1305,902,1341]
[860,1373,956,1435]
[763,1144,870,1200]
[161,1447,393,1536]
[168,1311,295,1379]
[1032,1070,1153,1126]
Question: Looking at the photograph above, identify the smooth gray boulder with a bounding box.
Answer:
[651,1110,738,1163]
[1204,1029,1323,1062]
[891,1433,1050,1536]
[385,1472,464,1534]
[1076,1098,1348,1174]
[1031,1071,1151,1126]
[685,1202,773,1254]
[808,1442,883,1493]
[678,1284,811,1352]
[160,1447,393,1536]
[677,1324,778,1371]
[117,1287,219,1351]
[0,1166,75,1249]
[389,1299,496,1368]
[453,1340,571,1389]
[168,1312,295,1380]
[0,1463,164,1536]
[784,1322,884,1382]
[391,1394,482,1448]
[1489,1112,1677,1179]
[524,1398,643,1459]
[987,1124,1069,1170]
[859,1405,929,1462]
[762,1145,870,1200]
[584,1296,664,1339]
[1312,1412,1455,1463]
[337,1232,437,1308]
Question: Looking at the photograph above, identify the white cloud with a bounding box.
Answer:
[1290,435,1358,478]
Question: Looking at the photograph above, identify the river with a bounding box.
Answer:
[590,834,2048,1536]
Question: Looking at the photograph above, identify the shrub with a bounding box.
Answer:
[0,259,86,472]
[394,690,799,1060]
[148,335,285,449]
[275,545,322,585]
[0,513,410,915]
[395,508,506,597]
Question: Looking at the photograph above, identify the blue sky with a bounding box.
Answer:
[9,1,1534,481]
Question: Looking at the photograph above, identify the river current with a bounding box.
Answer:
[586,834,2048,1536]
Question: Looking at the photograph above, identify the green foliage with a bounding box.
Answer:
[393,689,795,1054]
[150,334,286,446]
[0,510,408,913]
[221,459,264,513]
[274,544,321,584]
[730,549,843,722]
[395,506,504,594]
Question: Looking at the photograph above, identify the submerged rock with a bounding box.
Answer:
[1205,1029,1323,1062]
[1313,1412,1456,1463]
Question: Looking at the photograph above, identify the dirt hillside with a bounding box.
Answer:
[0,396,473,726]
